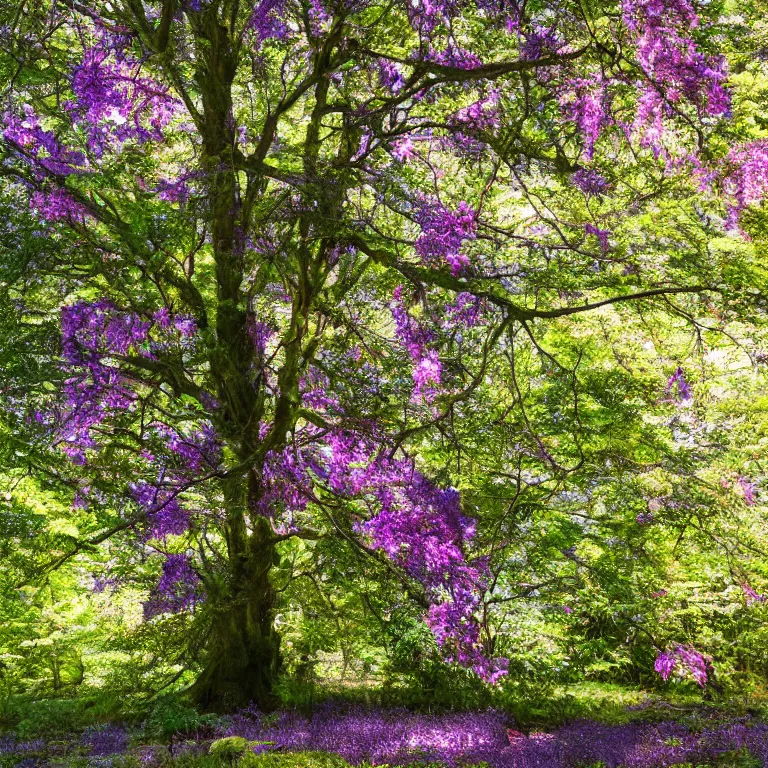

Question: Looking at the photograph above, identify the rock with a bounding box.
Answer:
[210,736,251,760]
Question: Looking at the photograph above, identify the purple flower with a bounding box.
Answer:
[143,553,203,619]
[585,222,610,254]
[654,651,676,681]
[412,349,442,401]
[666,366,692,402]
[742,582,766,605]
[2,108,87,174]
[451,94,500,132]
[518,26,562,61]
[623,0,730,153]
[81,725,129,756]
[739,476,758,506]
[69,48,178,151]
[561,77,611,159]
[391,137,416,163]
[31,189,89,222]
[248,0,289,43]
[156,176,191,204]
[131,480,190,539]
[415,199,476,274]
[426,46,484,70]
[378,59,405,92]
[723,141,768,228]
[655,645,710,686]
[572,168,610,195]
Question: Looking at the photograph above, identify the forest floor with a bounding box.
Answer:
[1,684,767,767]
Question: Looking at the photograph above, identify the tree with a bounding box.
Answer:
[0,0,762,709]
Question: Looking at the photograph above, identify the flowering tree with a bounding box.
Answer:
[0,0,760,707]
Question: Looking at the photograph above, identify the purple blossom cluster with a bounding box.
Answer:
[2,107,86,175]
[257,425,505,681]
[514,23,564,62]
[390,286,441,401]
[248,0,289,46]
[451,94,501,133]
[404,0,458,36]
[155,175,193,204]
[59,300,146,463]
[151,306,198,343]
[93,19,135,59]
[389,288,485,402]
[415,199,476,275]
[425,46,484,70]
[722,141,768,228]
[68,48,178,151]
[665,366,692,403]
[130,480,190,540]
[654,645,709,686]
[391,137,416,163]
[442,293,484,329]
[81,724,129,756]
[30,189,90,223]
[124,426,219,605]
[58,301,198,465]
[143,553,202,619]
[363,480,506,683]
[585,223,610,254]
[561,77,611,160]
[443,94,499,155]
[572,168,610,196]
[739,476,758,507]
[411,351,442,399]
[622,0,730,151]
[300,367,341,411]
[742,582,766,606]
[150,422,220,474]
[307,0,332,36]
[377,59,405,92]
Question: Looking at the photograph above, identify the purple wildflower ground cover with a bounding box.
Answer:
[218,706,768,767]
[3,709,768,766]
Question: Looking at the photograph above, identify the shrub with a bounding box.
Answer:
[146,696,221,739]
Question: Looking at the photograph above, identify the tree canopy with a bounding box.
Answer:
[1,0,768,710]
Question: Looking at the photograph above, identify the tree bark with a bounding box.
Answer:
[192,508,282,711]
[187,15,283,711]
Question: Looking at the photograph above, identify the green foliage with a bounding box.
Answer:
[0,693,126,738]
[1,0,768,718]
[145,696,221,739]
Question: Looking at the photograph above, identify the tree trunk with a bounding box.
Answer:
[191,573,281,711]
[192,516,281,712]
[187,15,283,712]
